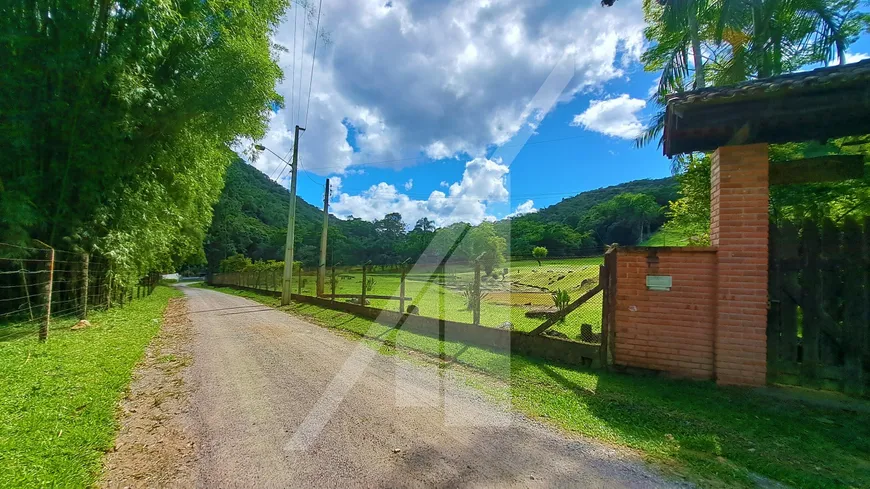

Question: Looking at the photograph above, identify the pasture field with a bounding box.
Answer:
[288,256,605,340]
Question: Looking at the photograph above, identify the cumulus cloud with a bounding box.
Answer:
[330,157,509,226]
[403,179,413,190]
[248,0,646,177]
[571,94,646,139]
[506,200,538,218]
[845,52,869,64]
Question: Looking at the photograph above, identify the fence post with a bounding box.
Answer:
[331,266,337,301]
[79,253,89,319]
[473,262,481,325]
[361,265,367,305]
[298,267,303,295]
[40,248,55,341]
[107,274,113,309]
[18,260,34,321]
[601,248,618,369]
[400,265,406,313]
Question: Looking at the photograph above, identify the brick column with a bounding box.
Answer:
[711,143,769,386]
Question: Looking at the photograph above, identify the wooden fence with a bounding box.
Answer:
[768,217,869,395]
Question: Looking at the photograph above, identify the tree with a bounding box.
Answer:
[461,223,507,276]
[1,0,290,285]
[532,246,548,265]
[581,193,664,245]
[630,0,867,147]
[663,154,712,244]
[220,254,252,273]
[414,217,436,233]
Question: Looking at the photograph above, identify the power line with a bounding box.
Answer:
[298,152,325,187]
[304,0,324,129]
[290,1,298,133]
[297,4,307,125]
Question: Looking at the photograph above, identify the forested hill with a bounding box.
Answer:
[529,177,678,228]
[205,161,679,270]
[205,160,330,269]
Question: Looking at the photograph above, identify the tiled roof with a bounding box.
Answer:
[666,59,870,107]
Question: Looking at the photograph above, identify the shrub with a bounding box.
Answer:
[532,246,548,266]
[550,289,570,322]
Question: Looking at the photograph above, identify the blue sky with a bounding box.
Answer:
[247,0,870,228]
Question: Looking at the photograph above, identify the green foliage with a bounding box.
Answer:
[461,282,489,311]
[666,142,870,243]
[365,277,376,293]
[518,177,677,230]
[0,0,289,286]
[205,161,437,270]
[663,154,713,245]
[207,163,677,269]
[220,254,253,273]
[532,246,548,265]
[638,0,868,147]
[463,223,507,276]
[581,193,664,246]
[551,289,571,322]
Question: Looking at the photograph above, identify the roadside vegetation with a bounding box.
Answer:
[199,283,870,489]
[0,287,180,488]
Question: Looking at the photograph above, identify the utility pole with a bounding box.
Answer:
[317,178,330,297]
[282,125,305,305]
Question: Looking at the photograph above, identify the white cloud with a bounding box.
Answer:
[330,157,508,226]
[506,199,538,218]
[248,0,647,178]
[571,94,646,139]
[403,178,413,190]
[440,181,449,188]
[845,52,869,64]
[328,176,342,195]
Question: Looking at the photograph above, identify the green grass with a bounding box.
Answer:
[641,227,692,247]
[201,283,870,489]
[0,286,181,488]
[228,257,605,339]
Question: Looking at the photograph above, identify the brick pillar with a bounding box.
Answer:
[711,143,769,386]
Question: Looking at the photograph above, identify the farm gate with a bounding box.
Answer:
[767,218,869,395]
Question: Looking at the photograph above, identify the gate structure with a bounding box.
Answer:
[767,218,869,395]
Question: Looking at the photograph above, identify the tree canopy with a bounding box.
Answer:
[1,0,289,285]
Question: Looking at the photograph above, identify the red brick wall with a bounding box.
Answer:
[611,143,769,387]
[614,248,718,380]
[710,144,769,386]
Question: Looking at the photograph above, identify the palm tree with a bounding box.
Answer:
[607,0,864,148]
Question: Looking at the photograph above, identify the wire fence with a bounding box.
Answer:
[0,243,160,343]
[211,254,606,344]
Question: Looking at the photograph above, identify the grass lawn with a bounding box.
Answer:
[201,283,870,489]
[229,256,605,339]
[641,227,693,247]
[0,286,181,488]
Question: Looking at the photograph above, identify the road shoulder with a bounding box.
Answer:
[100,295,198,488]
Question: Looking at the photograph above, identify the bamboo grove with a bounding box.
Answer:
[0,0,290,290]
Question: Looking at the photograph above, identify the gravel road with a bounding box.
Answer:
[182,285,688,488]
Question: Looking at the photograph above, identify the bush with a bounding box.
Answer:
[550,289,570,322]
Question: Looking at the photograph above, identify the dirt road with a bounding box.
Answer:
[182,285,687,488]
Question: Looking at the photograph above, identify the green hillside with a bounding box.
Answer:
[531,177,677,228]
[204,162,680,269]
[204,160,332,269]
